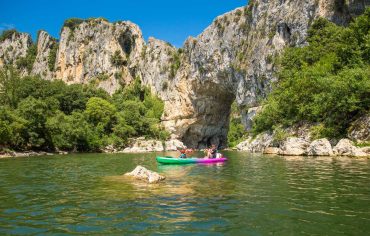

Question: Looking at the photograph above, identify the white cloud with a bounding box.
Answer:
[0,23,16,32]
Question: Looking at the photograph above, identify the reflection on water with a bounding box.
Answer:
[0,152,369,235]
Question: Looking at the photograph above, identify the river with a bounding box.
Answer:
[0,151,369,235]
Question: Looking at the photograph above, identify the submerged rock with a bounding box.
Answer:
[124,165,165,183]
[278,137,309,156]
[307,138,333,156]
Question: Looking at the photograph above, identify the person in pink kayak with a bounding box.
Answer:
[205,144,218,159]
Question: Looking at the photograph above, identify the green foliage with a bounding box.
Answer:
[48,42,58,71]
[227,102,246,147]
[16,44,37,73]
[228,117,245,147]
[46,111,103,151]
[85,97,116,130]
[63,18,84,31]
[272,126,289,144]
[96,73,110,81]
[252,10,370,139]
[0,67,168,151]
[110,50,127,67]
[0,29,19,42]
[0,67,23,108]
[112,77,168,140]
[17,96,59,149]
[0,107,26,148]
[169,51,181,78]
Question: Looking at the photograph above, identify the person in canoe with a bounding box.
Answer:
[205,144,218,159]
[178,147,194,158]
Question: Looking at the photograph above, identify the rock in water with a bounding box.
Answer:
[278,137,310,156]
[333,139,368,157]
[307,138,333,156]
[124,165,165,183]
[236,132,273,153]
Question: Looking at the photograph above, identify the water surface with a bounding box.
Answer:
[0,152,369,235]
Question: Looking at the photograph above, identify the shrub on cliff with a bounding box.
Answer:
[228,102,246,147]
[252,9,370,138]
[0,29,19,42]
[63,18,84,31]
[16,44,37,73]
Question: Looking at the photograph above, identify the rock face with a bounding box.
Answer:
[333,139,368,157]
[31,31,57,80]
[0,0,368,148]
[307,138,333,156]
[347,114,370,143]
[124,165,165,183]
[55,19,145,94]
[0,31,31,67]
[278,137,310,156]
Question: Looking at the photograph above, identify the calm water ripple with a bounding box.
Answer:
[0,152,369,235]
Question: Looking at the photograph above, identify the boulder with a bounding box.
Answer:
[360,147,370,155]
[333,139,368,157]
[103,144,117,153]
[164,139,186,151]
[263,147,280,155]
[278,137,309,156]
[122,139,164,153]
[236,132,273,153]
[125,165,165,183]
[307,138,333,156]
[122,139,185,153]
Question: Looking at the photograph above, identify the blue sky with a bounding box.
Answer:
[1,0,246,47]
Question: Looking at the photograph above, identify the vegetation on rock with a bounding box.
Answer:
[169,50,181,78]
[0,29,19,42]
[227,102,246,147]
[47,41,59,71]
[110,50,127,67]
[252,9,370,139]
[16,44,37,73]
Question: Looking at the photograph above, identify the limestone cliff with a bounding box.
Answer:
[0,31,31,68]
[0,0,368,148]
[55,18,145,94]
[31,31,57,80]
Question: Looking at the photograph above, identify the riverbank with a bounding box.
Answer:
[237,136,370,158]
[0,150,56,159]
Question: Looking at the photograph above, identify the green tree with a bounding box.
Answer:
[85,97,116,131]
[0,107,27,149]
[0,66,22,108]
[16,96,59,149]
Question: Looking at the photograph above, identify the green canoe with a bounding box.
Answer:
[156,156,228,164]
